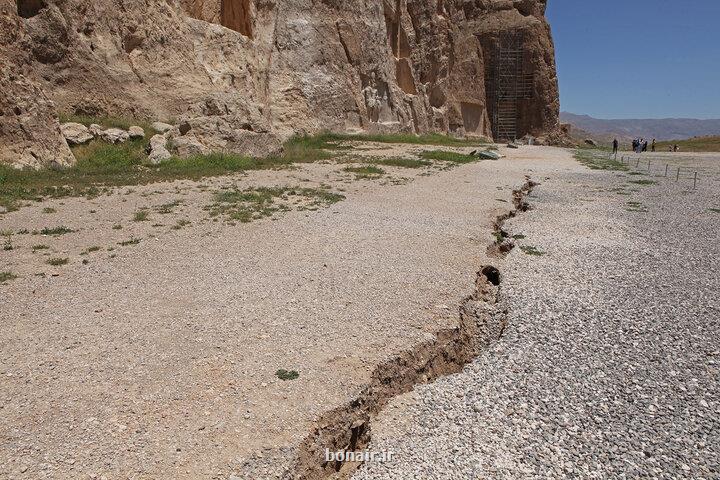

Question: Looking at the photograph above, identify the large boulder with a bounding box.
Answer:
[128,126,145,139]
[99,128,130,144]
[147,134,172,164]
[60,122,94,145]
[151,122,174,134]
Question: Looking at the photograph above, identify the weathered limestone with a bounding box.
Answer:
[128,126,145,139]
[147,134,172,163]
[60,122,93,146]
[99,128,130,144]
[1,0,560,167]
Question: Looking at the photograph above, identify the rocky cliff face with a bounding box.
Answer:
[0,0,559,168]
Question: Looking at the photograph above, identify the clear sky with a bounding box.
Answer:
[546,0,720,119]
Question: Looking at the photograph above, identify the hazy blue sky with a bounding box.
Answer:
[546,0,720,119]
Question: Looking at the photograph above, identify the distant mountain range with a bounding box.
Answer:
[560,112,720,141]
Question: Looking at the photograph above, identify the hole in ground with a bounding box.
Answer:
[481,266,501,286]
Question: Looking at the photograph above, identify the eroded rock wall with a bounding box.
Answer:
[0,0,560,167]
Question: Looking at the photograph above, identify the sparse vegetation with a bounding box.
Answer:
[368,157,431,169]
[47,257,69,266]
[520,245,545,256]
[156,200,183,214]
[709,208,720,213]
[629,179,657,186]
[512,234,526,240]
[172,219,192,230]
[133,210,150,222]
[0,132,482,212]
[112,224,123,230]
[118,238,141,246]
[655,136,720,153]
[205,186,344,222]
[40,226,76,236]
[626,201,648,213]
[0,271,17,283]
[275,369,300,381]
[42,207,57,214]
[344,165,385,178]
[32,244,50,251]
[419,150,477,164]
[574,150,628,171]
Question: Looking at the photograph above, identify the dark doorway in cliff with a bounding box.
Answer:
[16,0,46,18]
[221,0,253,38]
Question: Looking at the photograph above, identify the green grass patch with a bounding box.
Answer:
[419,150,477,164]
[275,369,300,381]
[520,245,545,256]
[32,244,50,251]
[574,150,628,171]
[0,131,482,212]
[709,208,720,213]
[47,257,69,266]
[0,271,17,283]
[133,210,149,222]
[512,234,526,240]
[206,186,344,222]
[42,207,57,214]
[344,165,385,177]
[118,238,141,246]
[655,136,720,153]
[629,179,657,186]
[368,157,431,169]
[40,226,76,236]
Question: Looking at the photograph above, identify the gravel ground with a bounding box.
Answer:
[354,150,720,479]
[0,143,538,479]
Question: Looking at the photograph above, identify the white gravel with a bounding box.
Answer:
[354,151,720,479]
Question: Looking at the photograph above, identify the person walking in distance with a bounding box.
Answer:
[651,138,656,152]
[613,138,619,156]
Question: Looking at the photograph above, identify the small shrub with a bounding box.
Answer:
[344,165,385,177]
[0,271,17,283]
[118,238,141,246]
[32,244,49,251]
[276,369,300,381]
[42,207,57,214]
[47,257,69,266]
[40,226,75,236]
[133,210,149,222]
[520,245,545,256]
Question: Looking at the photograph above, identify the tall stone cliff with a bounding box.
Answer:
[0,0,560,168]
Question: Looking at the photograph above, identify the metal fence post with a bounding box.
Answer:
[677,167,680,181]
[694,172,698,190]
[665,164,669,177]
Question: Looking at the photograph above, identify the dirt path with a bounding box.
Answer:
[0,145,571,478]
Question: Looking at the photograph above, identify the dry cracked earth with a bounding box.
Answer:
[1,145,718,479]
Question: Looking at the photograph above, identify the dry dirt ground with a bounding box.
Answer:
[0,144,572,479]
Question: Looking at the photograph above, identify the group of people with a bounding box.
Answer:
[631,138,656,153]
[612,137,679,154]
